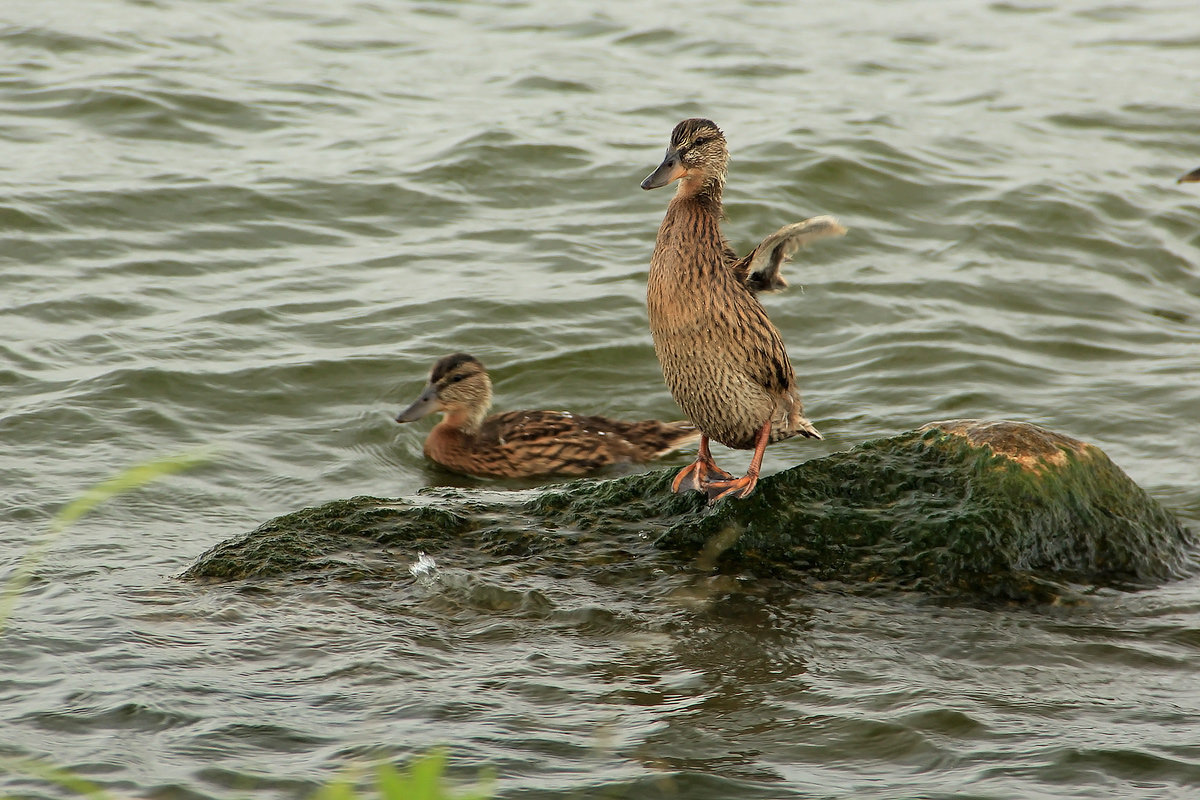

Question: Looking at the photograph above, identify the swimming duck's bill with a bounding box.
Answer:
[641,148,687,190]
[1178,167,1200,184]
[395,384,441,423]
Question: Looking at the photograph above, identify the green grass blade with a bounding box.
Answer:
[0,756,114,800]
[48,449,216,534]
[374,762,411,800]
[405,748,447,799]
[313,777,359,800]
[0,448,216,636]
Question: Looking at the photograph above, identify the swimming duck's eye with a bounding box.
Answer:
[693,136,710,147]
[450,374,466,383]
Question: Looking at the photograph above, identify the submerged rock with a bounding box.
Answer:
[183,420,1195,601]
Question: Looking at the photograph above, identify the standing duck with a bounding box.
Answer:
[641,118,844,501]
[394,353,700,479]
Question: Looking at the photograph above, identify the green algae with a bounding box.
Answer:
[183,421,1195,601]
[656,423,1195,599]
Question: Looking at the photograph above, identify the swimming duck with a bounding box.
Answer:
[394,353,700,479]
[641,118,845,501]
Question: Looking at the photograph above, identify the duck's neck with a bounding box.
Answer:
[674,171,725,211]
[426,408,485,468]
[651,178,728,282]
[437,404,488,437]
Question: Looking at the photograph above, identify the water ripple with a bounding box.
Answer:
[3,1,1200,798]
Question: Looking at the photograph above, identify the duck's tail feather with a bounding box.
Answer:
[659,421,702,454]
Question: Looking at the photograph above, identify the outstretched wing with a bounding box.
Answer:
[730,215,846,294]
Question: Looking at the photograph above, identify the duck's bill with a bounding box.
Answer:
[395,384,440,423]
[1179,167,1200,184]
[641,150,686,190]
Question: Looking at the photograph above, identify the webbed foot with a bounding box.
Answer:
[703,474,758,504]
[671,445,735,495]
[671,461,705,493]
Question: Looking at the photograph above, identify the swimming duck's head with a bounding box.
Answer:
[395,353,493,429]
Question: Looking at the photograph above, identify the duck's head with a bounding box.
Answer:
[641,118,728,195]
[395,353,492,431]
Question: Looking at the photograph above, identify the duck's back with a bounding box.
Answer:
[426,410,698,478]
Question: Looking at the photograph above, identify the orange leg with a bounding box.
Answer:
[705,421,771,503]
[671,435,734,494]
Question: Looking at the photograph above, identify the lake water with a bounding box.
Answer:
[3,1,1200,798]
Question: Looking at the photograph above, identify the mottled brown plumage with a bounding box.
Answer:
[641,118,845,500]
[394,353,700,479]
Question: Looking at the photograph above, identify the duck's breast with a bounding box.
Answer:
[648,273,797,448]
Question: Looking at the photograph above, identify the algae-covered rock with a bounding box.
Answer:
[183,420,1195,600]
[656,420,1195,599]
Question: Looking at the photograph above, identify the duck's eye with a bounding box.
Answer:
[449,374,466,383]
[693,136,710,147]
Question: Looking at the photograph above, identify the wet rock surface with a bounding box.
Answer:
[184,420,1195,601]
